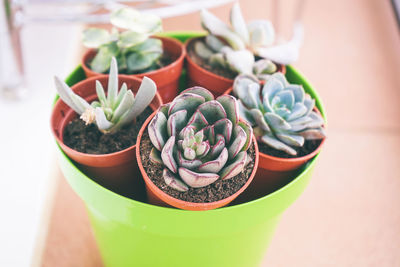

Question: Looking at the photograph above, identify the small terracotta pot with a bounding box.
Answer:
[223,87,325,201]
[51,75,163,201]
[81,36,185,103]
[185,37,286,97]
[136,111,259,211]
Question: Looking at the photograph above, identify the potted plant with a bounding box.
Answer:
[51,58,162,200]
[228,72,326,199]
[53,32,327,267]
[81,7,185,102]
[185,3,302,96]
[136,87,259,210]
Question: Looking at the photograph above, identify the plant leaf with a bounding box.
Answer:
[94,107,114,133]
[198,147,228,173]
[163,169,188,192]
[148,111,168,151]
[161,136,178,173]
[219,151,247,180]
[82,28,111,48]
[119,76,157,125]
[200,9,245,50]
[179,168,219,188]
[230,3,249,44]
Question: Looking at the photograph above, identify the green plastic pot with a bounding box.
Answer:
[55,31,326,267]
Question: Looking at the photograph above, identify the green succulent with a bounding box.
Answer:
[233,73,325,156]
[54,57,157,134]
[194,3,302,80]
[82,7,163,74]
[147,87,253,192]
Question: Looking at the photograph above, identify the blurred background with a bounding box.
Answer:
[1,0,399,266]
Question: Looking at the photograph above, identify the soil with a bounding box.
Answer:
[187,37,237,80]
[63,107,153,154]
[139,131,256,203]
[258,139,322,158]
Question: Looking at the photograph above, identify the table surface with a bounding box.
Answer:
[40,0,400,266]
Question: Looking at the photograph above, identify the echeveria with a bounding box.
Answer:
[55,57,157,134]
[148,87,253,191]
[233,73,325,156]
[82,7,163,74]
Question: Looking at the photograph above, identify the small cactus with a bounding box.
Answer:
[82,7,163,74]
[147,87,253,191]
[55,57,157,134]
[233,73,325,156]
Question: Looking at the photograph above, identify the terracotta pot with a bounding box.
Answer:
[136,111,259,211]
[223,87,326,201]
[81,36,185,103]
[51,75,163,201]
[185,37,286,97]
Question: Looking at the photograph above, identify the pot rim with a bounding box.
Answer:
[51,74,163,160]
[81,36,186,78]
[135,109,260,210]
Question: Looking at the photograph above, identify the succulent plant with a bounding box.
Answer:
[194,3,302,79]
[233,73,325,156]
[55,57,157,134]
[147,87,253,192]
[82,7,163,74]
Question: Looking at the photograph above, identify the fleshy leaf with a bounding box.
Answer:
[111,90,135,123]
[181,86,214,101]
[150,148,163,164]
[277,133,304,147]
[247,20,275,48]
[261,134,297,155]
[177,151,202,170]
[230,3,249,44]
[82,28,111,48]
[216,94,239,126]
[250,109,270,132]
[117,31,147,48]
[205,35,225,52]
[198,148,228,173]
[299,128,326,140]
[219,151,247,180]
[200,9,245,50]
[210,134,225,158]
[194,41,213,59]
[214,118,233,143]
[198,100,227,124]
[228,125,247,159]
[238,120,253,151]
[95,81,106,108]
[179,168,219,188]
[187,110,209,129]
[54,76,84,115]
[148,111,168,151]
[161,136,178,173]
[225,49,255,74]
[110,7,162,34]
[264,112,291,131]
[163,169,188,192]
[118,76,157,125]
[167,109,187,137]
[169,93,205,116]
[94,107,114,132]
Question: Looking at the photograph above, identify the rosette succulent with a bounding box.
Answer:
[147,87,253,192]
[233,73,325,156]
[55,57,157,134]
[194,3,302,80]
[83,7,163,74]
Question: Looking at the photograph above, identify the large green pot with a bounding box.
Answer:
[56,31,326,267]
